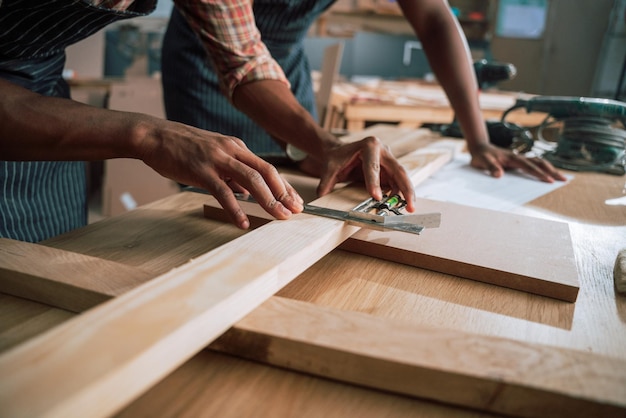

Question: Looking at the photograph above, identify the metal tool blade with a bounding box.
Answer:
[185,188,437,236]
[303,204,428,235]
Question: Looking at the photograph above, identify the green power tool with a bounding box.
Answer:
[502,96,626,175]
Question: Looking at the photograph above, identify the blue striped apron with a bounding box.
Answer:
[0,0,155,242]
[161,0,335,157]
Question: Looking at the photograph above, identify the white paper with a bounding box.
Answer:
[414,153,572,213]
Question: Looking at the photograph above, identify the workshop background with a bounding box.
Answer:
[63,0,626,218]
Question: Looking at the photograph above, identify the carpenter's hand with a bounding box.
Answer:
[138,119,303,229]
[469,143,567,183]
[300,136,416,213]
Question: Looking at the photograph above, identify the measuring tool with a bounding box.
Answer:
[235,193,440,236]
[184,186,441,235]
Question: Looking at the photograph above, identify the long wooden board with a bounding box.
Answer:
[211,297,626,418]
[0,215,361,417]
[0,238,153,312]
[0,241,623,418]
[0,126,580,416]
[0,135,459,418]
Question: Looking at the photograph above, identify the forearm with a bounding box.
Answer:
[232,79,342,160]
[398,0,489,152]
[0,79,144,161]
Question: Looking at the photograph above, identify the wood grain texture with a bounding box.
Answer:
[205,192,580,302]
[42,193,249,276]
[0,126,620,417]
[0,241,620,418]
[0,294,73,353]
[0,214,360,418]
[345,197,579,302]
[204,129,579,302]
[118,350,490,418]
[210,296,626,418]
[205,194,579,301]
[0,238,153,312]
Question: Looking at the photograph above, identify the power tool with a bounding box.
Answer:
[473,58,517,90]
[502,96,626,175]
[422,59,626,174]
[422,59,534,152]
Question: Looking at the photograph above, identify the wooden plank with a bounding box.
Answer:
[339,125,455,159]
[210,296,626,418]
[0,134,458,417]
[0,125,577,416]
[343,197,579,302]
[317,42,344,128]
[203,128,579,302]
[0,238,153,312]
[0,243,621,418]
[249,129,577,304]
[204,194,580,302]
[0,209,361,417]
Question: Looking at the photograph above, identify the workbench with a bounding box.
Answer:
[1,129,625,417]
[325,80,548,131]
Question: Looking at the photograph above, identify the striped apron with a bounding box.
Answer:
[0,0,155,242]
[161,0,335,157]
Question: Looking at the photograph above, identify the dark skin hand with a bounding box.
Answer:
[229,0,564,191]
[397,0,566,183]
[0,78,303,230]
[469,143,567,182]
[138,118,305,228]
[298,135,410,198]
[233,80,416,213]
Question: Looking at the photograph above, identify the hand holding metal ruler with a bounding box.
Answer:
[237,192,441,236]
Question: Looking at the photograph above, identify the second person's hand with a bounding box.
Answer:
[468,143,567,183]
[300,135,416,213]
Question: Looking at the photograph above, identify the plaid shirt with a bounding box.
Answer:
[92,0,288,100]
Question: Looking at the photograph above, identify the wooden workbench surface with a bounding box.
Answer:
[328,80,547,130]
[1,136,625,417]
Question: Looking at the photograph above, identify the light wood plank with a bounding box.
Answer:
[205,196,579,301]
[42,192,250,276]
[0,242,621,418]
[0,134,458,417]
[0,238,153,312]
[204,193,580,302]
[0,211,360,417]
[204,126,579,302]
[317,42,344,128]
[210,296,626,418]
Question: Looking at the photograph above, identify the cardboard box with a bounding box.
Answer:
[103,158,180,217]
[103,77,180,217]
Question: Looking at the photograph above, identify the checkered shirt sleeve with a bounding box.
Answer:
[173,0,290,100]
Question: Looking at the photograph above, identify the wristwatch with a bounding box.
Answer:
[285,143,307,162]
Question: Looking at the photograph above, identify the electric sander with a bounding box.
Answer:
[503,96,626,175]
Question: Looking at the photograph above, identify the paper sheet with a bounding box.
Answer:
[414,153,572,212]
